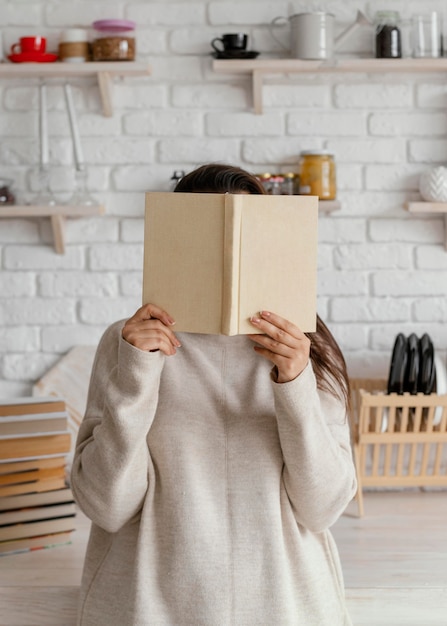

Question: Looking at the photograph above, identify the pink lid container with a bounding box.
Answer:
[92,19,136,32]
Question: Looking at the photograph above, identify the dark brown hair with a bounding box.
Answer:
[174,163,266,195]
[175,163,350,408]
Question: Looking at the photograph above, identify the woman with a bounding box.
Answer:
[71,163,357,625]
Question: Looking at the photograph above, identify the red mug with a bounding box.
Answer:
[11,36,47,55]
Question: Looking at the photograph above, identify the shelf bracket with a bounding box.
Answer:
[252,70,264,115]
[97,71,113,117]
[51,215,66,254]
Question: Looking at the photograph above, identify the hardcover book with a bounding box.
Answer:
[0,398,66,417]
[0,486,74,512]
[143,192,319,335]
[0,531,73,556]
[0,514,76,542]
[0,500,76,526]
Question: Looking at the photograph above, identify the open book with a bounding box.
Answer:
[143,192,318,335]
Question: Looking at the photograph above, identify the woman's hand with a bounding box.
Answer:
[122,303,181,356]
[248,311,310,383]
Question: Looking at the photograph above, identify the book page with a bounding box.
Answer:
[143,193,225,334]
[237,195,318,334]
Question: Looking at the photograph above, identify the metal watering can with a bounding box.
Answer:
[269,10,371,60]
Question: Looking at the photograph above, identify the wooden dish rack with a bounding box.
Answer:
[349,378,447,516]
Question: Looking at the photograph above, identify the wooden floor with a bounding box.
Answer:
[0,490,446,625]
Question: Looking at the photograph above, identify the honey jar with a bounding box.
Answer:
[298,150,336,200]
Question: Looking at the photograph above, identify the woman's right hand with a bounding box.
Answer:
[122,303,181,356]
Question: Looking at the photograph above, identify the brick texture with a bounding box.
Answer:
[0,0,447,391]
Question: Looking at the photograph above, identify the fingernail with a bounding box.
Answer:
[260,310,270,317]
[250,316,261,324]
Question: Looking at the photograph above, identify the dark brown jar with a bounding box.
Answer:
[375,11,402,58]
[0,178,15,205]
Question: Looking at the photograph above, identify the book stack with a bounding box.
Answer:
[0,397,76,556]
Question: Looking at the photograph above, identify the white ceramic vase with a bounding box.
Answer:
[419,166,447,202]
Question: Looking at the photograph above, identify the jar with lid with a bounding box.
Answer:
[374,11,402,58]
[0,178,15,205]
[278,172,299,195]
[298,151,336,200]
[92,19,136,61]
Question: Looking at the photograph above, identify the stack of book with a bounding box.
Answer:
[0,397,76,556]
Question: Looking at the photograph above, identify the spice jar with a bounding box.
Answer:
[279,172,299,195]
[92,19,136,61]
[298,151,336,200]
[374,11,402,58]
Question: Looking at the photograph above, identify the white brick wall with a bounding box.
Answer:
[0,0,447,395]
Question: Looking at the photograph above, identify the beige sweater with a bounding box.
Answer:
[71,321,357,626]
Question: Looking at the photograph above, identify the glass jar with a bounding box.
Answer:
[0,178,15,205]
[92,19,136,61]
[298,151,336,200]
[279,172,299,195]
[374,11,402,58]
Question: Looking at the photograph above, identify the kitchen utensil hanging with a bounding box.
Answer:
[63,82,99,207]
[33,79,57,206]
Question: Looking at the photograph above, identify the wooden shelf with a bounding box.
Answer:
[319,200,341,214]
[0,61,151,116]
[0,204,105,254]
[212,57,447,114]
[406,201,447,250]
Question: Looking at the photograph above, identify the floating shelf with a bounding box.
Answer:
[406,201,447,250]
[212,57,447,114]
[0,204,105,254]
[319,200,341,214]
[0,61,151,116]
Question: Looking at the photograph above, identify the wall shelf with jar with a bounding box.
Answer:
[0,61,151,116]
[212,58,447,114]
[406,201,447,251]
[0,204,105,254]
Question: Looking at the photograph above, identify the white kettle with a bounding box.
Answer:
[269,10,371,60]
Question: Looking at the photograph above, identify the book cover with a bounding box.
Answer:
[143,192,318,335]
[0,514,76,542]
[0,432,71,461]
[0,501,76,526]
[0,486,74,512]
[0,530,72,556]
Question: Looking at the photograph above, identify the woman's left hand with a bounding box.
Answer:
[248,311,310,383]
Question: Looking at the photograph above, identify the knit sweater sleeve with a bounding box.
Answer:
[272,362,357,533]
[70,321,165,533]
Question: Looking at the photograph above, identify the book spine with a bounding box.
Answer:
[221,195,242,336]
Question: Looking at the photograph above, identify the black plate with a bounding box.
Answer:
[418,333,435,394]
[387,333,407,394]
[211,50,260,60]
[403,333,419,394]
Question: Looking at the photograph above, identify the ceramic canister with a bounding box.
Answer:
[59,28,89,62]
[289,12,335,60]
